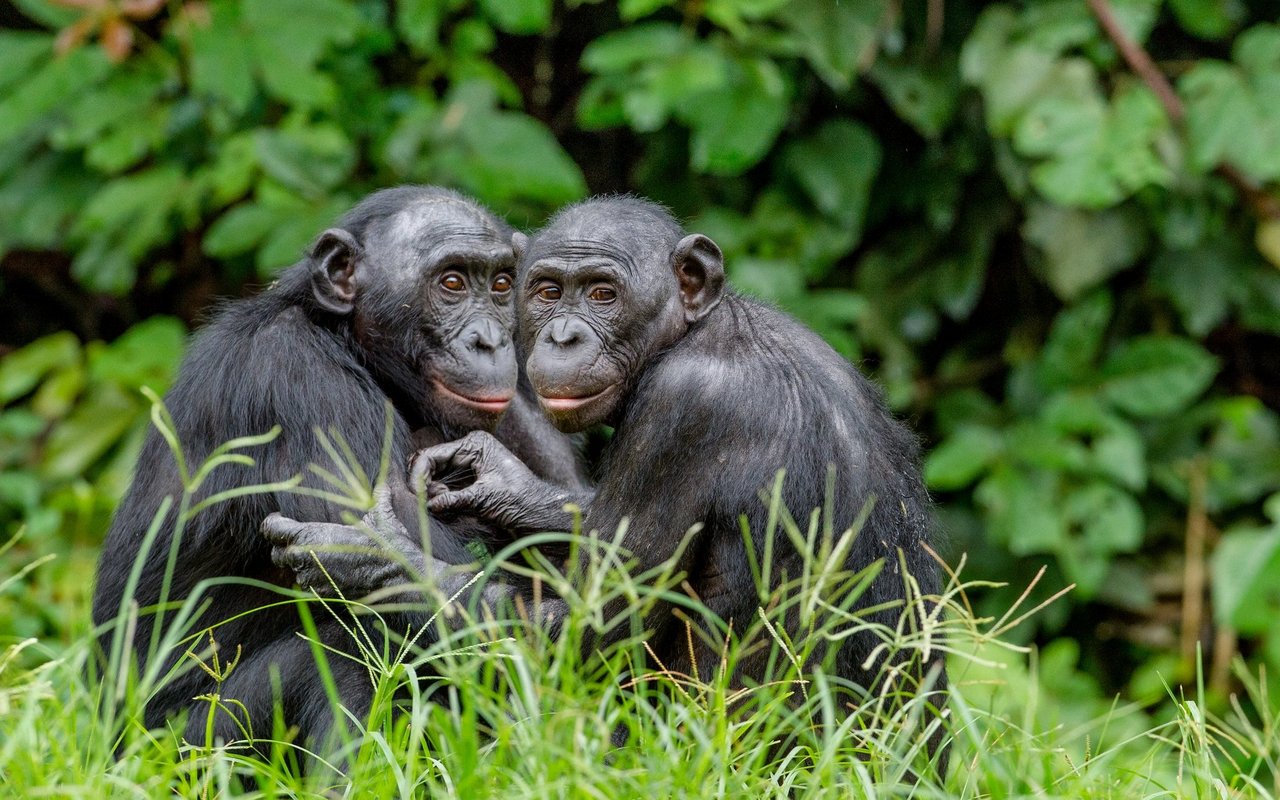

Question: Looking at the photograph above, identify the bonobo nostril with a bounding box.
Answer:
[547,318,581,347]
[468,319,508,353]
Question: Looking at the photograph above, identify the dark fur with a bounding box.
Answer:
[91,186,583,753]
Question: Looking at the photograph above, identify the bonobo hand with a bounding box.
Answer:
[412,430,586,534]
[262,486,429,595]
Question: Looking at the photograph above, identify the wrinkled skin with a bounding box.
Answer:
[92,186,585,762]
[265,197,946,767]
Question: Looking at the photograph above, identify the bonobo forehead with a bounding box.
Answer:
[354,187,513,281]
[524,197,683,275]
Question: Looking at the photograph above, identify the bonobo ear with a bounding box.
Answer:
[671,234,725,324]
[512,231,529,261]
[310,228,361,315]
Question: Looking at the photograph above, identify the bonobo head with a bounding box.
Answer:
[514,197,725,432]
[307,186,518,432]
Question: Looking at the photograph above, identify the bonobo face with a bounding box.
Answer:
[516,200,725,432]
[310,191,519,432]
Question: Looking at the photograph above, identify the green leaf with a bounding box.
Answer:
[243,0,362,109]
[450,109,587,208]
[89,317,185,392]
[254,124,356,197]
[779,0,886,90]
[0,46,111,146]
[396,0,449,54]
[1169,0,1241,39]
[40,383,138,482]
[679,57,787,176]
[1092,417,1147,490]
[203,203,281,258]
[1036,291,1112,390]
[581,23,688,73]
[1100,335,1219,417]
[1180,28,1280,182]
[925,426,1003,490]
[1022,203,1146,300]
[867,59,960,139]
[1150,243,1248,336]
[188,0,256,114]
[784,120,881,235]
[254,196,351,275]
[975,466,1064,553]
[1211,523,1280,633]
[69,166,187,294]
[478,0,551,34]
[1065,482,1144,553]
[0,332,80,404]
[0,32,55,95]
[728,257,806,305]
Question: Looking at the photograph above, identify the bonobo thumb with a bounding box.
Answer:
[427,488,477,515]
[261,512,304,545]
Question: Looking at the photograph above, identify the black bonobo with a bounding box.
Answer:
[265,197,947,757]
[91,186,585,752]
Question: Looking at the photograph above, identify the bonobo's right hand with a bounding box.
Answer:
[410,430,582,533]
[262,486,428,595]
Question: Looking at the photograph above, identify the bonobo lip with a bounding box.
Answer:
[433,380,514,414]
[536,383,619,412]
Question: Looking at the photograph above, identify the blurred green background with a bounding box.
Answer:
[1,0,1278,719]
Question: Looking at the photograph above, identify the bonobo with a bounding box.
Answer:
[266,197,945,749]
[92,186,585,753]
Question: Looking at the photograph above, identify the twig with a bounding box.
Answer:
[1086,0,1280,220]
[1179,460,1208,672]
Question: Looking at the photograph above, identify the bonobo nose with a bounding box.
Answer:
[547,318,583,348]
[466,319,509,353]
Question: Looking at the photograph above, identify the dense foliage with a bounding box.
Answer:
[2,0,1279,729]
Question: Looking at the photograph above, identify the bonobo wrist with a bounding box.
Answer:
[508,483,592,533]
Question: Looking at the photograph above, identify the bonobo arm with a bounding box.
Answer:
[422,407,718,654]
[261,486,537,625]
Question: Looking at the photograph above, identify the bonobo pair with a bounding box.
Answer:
[93,187,946,765]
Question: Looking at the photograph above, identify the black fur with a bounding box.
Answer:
[91,186,583,753]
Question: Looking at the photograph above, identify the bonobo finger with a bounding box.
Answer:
[426,487,479,515]
[270,544,307,572]
[409,440,466,490]
[262,512,308,546]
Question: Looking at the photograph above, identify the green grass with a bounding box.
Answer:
[3,532,1278,799]
[2,410,1276,798]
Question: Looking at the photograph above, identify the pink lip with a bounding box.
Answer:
[434,381,513,414]
[538,384,616,412]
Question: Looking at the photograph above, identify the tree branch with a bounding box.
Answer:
[1087,0,1280,220]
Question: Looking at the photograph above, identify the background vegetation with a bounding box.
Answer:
[2,0,1280,792]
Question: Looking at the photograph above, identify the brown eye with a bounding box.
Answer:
[491,274,513,294]
[441,272,465,292]
[589,286,616,303]
[536,284,561,302]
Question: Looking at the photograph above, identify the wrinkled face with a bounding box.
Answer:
[359,200,519,432]
[517,211,693,432]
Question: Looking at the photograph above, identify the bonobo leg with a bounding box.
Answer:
[181,618,374,768]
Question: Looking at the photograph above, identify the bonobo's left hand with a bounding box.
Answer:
[413,430,587,534]
[262,486,429,595]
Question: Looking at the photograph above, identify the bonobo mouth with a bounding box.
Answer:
[536,383,619,412]
[433,380,514,414]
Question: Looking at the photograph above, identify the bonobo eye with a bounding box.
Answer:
[440,272,466,292]
[491,273,513,295]
[534,283,562,302]
[588,285,617,304]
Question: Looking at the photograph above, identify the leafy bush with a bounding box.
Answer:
[2,0,1280,715]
